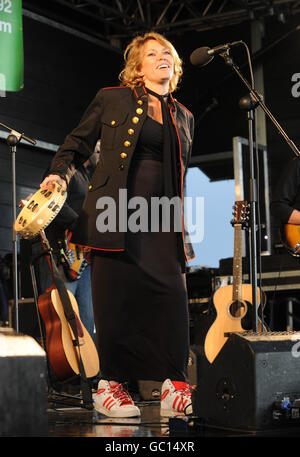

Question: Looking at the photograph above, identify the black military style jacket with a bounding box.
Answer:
[49,85,195,262]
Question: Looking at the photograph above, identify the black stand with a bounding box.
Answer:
[218,49,300,331]
[0,121,36,332]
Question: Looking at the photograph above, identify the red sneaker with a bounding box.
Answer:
[93,380,141,417]
[160,378,193,417]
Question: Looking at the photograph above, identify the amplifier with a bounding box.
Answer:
[215,270,300,293]
[192,330,300,431]
[218,254,300,292]
[10,298,41,338]
[186,267,217,299]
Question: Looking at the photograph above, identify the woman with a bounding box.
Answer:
[41,32,195,418]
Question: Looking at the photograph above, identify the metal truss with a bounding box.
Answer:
[23,0,300,44]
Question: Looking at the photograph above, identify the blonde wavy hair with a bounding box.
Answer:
[119,32,182,93]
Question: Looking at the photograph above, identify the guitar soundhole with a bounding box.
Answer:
[229,300,247,319]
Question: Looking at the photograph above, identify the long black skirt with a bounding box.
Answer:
[91,159,190,382]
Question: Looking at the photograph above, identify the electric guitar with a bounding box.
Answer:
[204,201,263,363]
[58,231,88,281]
[38,285,99,381]
[283,223,300,256]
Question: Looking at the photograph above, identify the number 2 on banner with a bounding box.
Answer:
[0,0,12,14]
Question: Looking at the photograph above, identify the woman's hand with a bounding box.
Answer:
[40,174,67,191]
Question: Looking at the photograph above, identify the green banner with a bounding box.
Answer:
[0,0,24,93]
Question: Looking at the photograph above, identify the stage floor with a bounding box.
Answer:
[47,399,300,439]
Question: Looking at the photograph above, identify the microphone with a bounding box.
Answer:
[190,41,242,67]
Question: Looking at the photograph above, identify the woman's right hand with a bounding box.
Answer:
[40,174,67,191]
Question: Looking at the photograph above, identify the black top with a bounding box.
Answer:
[145,87,179,200]
[133,115,163,162]
[270,156,300,224]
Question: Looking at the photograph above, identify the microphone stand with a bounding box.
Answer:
[0,121,36,332]
[218,50,300,332]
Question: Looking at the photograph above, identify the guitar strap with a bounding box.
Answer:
[40,232,93,409]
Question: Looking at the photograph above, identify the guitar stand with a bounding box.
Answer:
[29,240,94,411]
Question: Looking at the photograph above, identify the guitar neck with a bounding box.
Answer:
[232,223,243,301]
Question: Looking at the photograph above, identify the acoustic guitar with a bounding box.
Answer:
[15,186,99,382]
[204,201,263,364]
[38,285,99,381]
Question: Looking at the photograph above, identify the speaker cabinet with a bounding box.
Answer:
[193,331,300,431]
[10,298,40,339]
[0,328,47,436]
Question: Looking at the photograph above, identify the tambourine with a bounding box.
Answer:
[14,182,67,239]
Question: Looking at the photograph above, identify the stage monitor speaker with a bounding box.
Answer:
[0,328,47,437]
[192,331,300,431]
